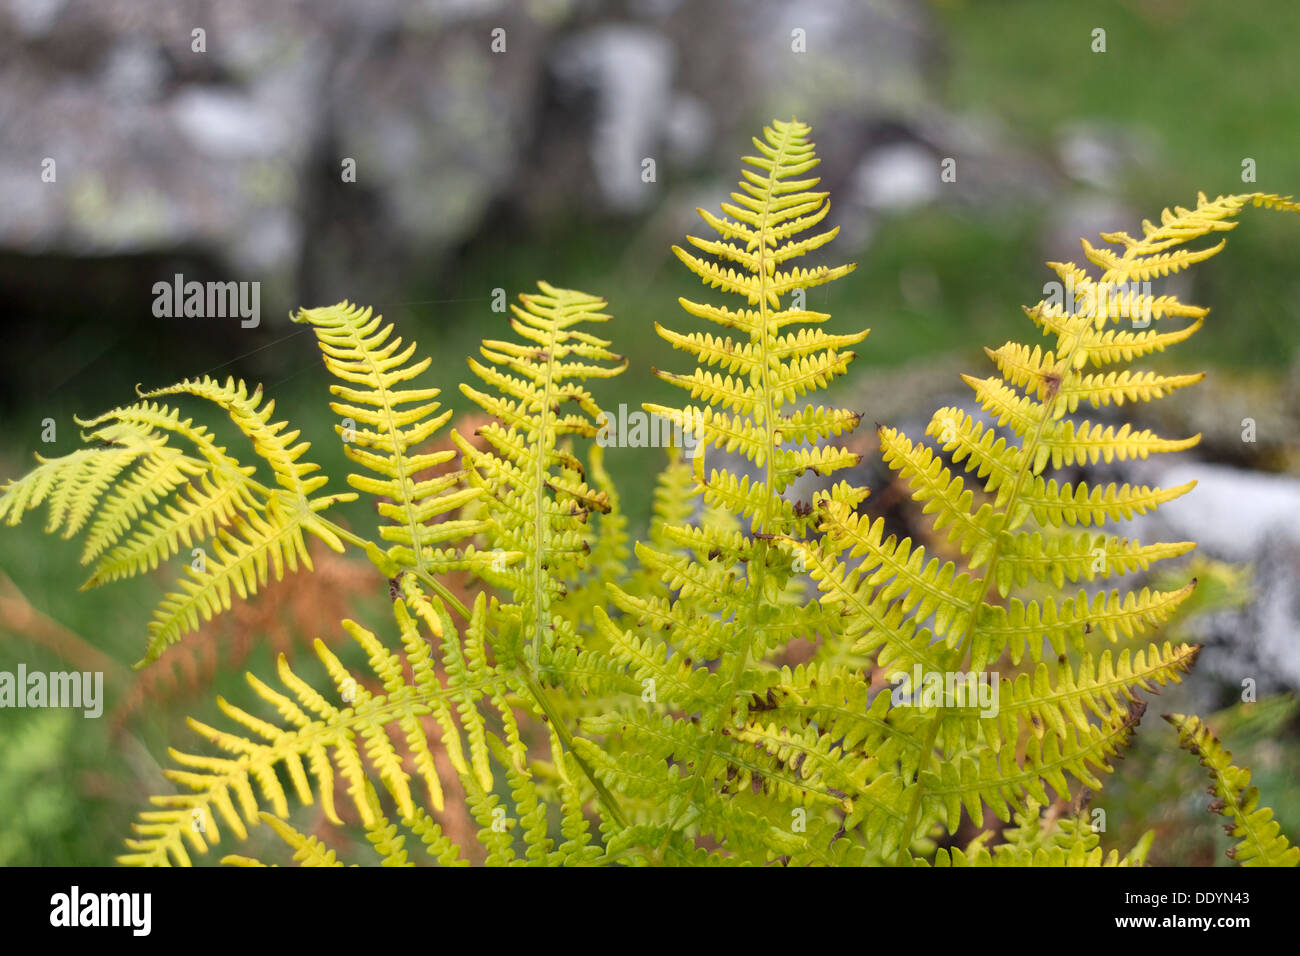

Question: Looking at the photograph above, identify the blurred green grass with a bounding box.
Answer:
[936,0,1300,192]
[934,0,1300,369]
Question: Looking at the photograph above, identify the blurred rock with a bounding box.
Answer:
[851,141,939,213]
[1150,461,1300,559]
[0,0,1022,304]
[1101,458,1300,696]
[0,0,552,303]
[0,0,328,287]
[1040,194,1137,266]
[551,25,675,212]
[1055,120,1159,192]
[1132,363,1300,472]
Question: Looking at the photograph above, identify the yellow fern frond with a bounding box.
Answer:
[800,191,1300,862]
[119,582,509,866]
[293,302,483,574]
[454,281,626,666]
[139,377,327,499]
[588,119,881,862]
[0,379,354,664]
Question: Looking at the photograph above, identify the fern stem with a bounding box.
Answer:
[894,709,942,865]
[410,567,472,619]
[407,568,636,841]
[516,666,631,830]
[312,513,404,578]
[893,371,1064,864]
[528,320,561,668]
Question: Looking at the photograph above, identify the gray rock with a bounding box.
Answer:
[1055,120,1158,192]
[0,0,551,299]
[1123,460,1300,695]
[1149,461,1300,559]
[850,141,939,213]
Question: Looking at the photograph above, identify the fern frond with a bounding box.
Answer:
[293,302,484,574]
[142,490,320,664]
[454,281,626,666]
[138,376,328,499]
[582,119,876,863]
[1164,713,1300,866]
[0,380,353,664]
[119,581,507,865]
[798,191,1300,862]
[654,118,866,527]
[0,421,172,538]
[932,807,1150,867]
[259,813,345,867]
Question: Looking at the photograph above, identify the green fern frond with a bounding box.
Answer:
[932,815,1150,867]
[583,119,875,862]
[791,191,1300,862]
[1164,713,1299,866]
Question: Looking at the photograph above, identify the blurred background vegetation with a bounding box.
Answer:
[1,0,1297,865]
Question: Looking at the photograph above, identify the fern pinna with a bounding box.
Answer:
[1,119,1298,867]
[292,301,488,578]
[1165,713,1300,867]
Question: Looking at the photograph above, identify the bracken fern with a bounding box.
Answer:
[1,120,1297,868]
